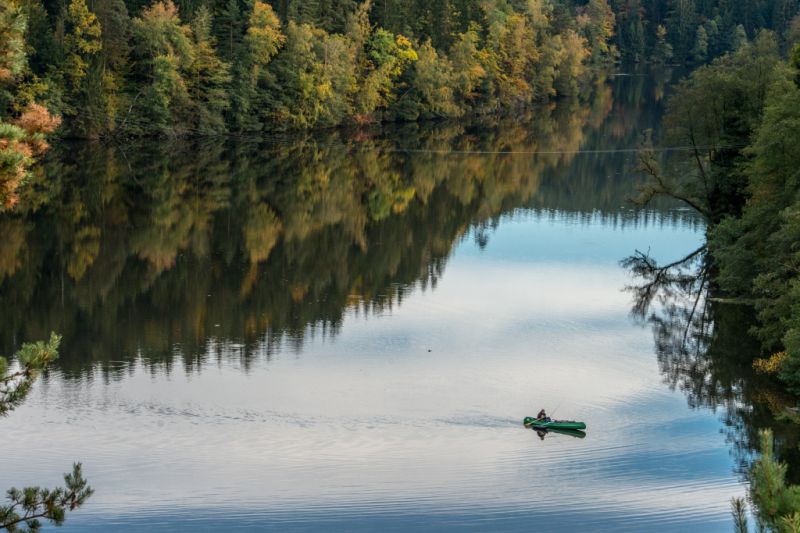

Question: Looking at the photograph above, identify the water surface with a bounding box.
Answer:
[0,72,749,531]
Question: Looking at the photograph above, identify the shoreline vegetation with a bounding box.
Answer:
[2,0,800,530]
[2,0,800,206]
[631,29,800,531]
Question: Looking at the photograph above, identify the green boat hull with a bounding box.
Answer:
[523,417,586,430]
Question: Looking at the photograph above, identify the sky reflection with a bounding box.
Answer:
[0,209,741,532]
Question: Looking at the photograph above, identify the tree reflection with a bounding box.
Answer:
[0,71,686,383]
[623,246,800,482]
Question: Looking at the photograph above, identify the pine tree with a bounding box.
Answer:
[187,6,232,132]
[0,334,93,532]
[0,1,28,112]
[749,430,800,529]
[130,0,195,134]
[652,23,674,63]
[691,24,708,62]
[230,0,284,130]
[581,0,617,63]
[62,0,103,115]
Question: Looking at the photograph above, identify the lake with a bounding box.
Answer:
[0,71,764,531]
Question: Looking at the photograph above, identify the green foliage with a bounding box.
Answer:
[652,24,674,64]
[0,332,60,417]
[394,40,460,121]
[580,0,617,62]
[691,25,708,63]
[0,463,93,532]
[639,29,800,402]
[731,497,749,533]
[750,429,800,531]
[63,0,103,89]
[448,25,485,103]
[129,0,198,134]
[710,65,800,390]
[3,0,797,137]
[637,33,782,222]
[186,7,232,132]
[0,2,28,112]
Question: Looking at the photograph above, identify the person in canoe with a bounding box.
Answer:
[524,409,551,429]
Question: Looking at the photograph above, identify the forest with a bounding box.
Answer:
[625,24,800,529]
[3,0,800,530]
[1,0,798,208]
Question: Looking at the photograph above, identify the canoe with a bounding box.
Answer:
[523,417,586,430]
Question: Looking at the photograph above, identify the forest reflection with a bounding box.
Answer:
[0,71,686,380]
[624,246,800,483]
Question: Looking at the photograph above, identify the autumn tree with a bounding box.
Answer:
[129,0,196,134]
[61,0,103,122]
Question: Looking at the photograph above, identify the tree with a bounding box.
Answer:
[732,23,748,50]
[351,28,417,121]
[393,40,459,120]
[0,103,61,210]
[652,24,674,63]
[61,0,103,116]
[484,11,538,107]
[448,25,486,104]
[637,33,782,223]
[579,0,616,63]
[0,334,94,532]
[749,429,800,530]
[230,0,285,130]
[667,0,697,61]
[616,0,646,62]
[129,0,195,134]
[0,333,60,416]
[0,2,27,112]
[186,6,232,133]
[553,29,589,96]
[691,24,708,62]
[710,60,800,389]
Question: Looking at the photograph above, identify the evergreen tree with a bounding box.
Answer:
[667,0,698,60]
[653,23,674,62]
[0,334,94,532]
[749,430,800,530]
[61,0,103,123]
[82,0,131,136]
[130,0,196,134]
[187,6,232,132]
[230,0,284,130]
[691,24,708,62]
[581,0,617,62]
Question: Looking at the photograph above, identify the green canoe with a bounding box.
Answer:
[523,417,586,431]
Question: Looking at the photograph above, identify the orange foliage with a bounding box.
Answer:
[142,0,180,21]
[13,103,62,155]
[1,103,61,210]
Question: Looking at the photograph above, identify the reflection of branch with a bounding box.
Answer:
[621,245,707,319]
[682,265,708,347]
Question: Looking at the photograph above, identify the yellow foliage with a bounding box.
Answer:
[246,1,286,67]
[754,351,788,374]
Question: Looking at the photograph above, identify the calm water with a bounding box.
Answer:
[0,72,759,531]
